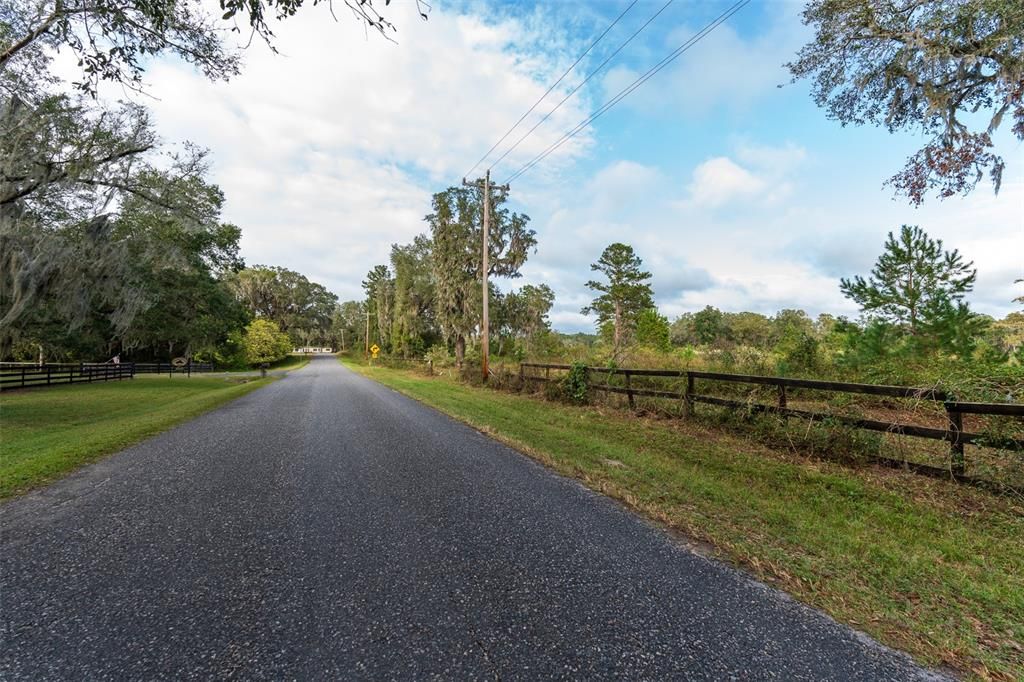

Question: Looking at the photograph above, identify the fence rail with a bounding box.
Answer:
[0,360,215,389]
[130,362,214,375]
[0,363,135,389]
[519,363,1024,480]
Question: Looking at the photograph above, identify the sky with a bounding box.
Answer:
[122,0,1021,332]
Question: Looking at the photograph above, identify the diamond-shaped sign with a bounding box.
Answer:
[370,344,380,354]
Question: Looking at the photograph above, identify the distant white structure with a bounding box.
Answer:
[293,347,333,354]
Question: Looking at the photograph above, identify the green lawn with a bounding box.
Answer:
[0,374,272,498]
[345,359,1024,680]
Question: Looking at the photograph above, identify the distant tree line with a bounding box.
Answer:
[564,227,1023,392]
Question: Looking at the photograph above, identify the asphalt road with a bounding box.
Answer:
[1,355,947,680]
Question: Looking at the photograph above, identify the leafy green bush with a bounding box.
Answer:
[423,344,454,369]
[561,362,589,404]
[243,319,291,365]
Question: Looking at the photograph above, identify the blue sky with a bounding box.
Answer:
[124,0,1022,332]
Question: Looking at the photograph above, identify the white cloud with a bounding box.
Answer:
[133,3,595,300]
[49,0,1018,331]
[679,139,807,208]
[686,157,766,207]
[521,142,1022,333]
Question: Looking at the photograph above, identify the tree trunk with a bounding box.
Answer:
[613,301,623,351]
[455,335,466,367]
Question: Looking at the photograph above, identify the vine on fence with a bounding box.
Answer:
[562,362,589,404]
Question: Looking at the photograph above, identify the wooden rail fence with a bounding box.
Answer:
[131,362,214,376]
[519,363,1024,479]
[0,363,136,389]
[0,360,215,389]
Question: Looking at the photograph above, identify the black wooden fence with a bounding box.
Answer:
[131,362,214,375]
[0,363,135,389]
[520,363,1024,479]
[0,360,215,390]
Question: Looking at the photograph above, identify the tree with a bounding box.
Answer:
[840,224,978,346]
[582,243,654,352]
[1,161,245,359]
[1,0,419,361]
[1,0,419,96]
[332,300,366,352]
[787,0,1024,204]
[635,308,671,352]
[691,305,727,346]
[426,185,535,365]
[228,266,338,346]
[362,264,394,352]
[771,309,814,344]
[242,319,291,365]
[724,311,773,348]
[389,236,437,357]
[498,283,555,354]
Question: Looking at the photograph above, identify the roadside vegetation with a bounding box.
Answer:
[344,357,1024,680]
[345,223,1022,488]
[0,375,272,498]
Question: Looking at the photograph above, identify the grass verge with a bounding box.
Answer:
[1,374,273,498]
[344,359,1024,680]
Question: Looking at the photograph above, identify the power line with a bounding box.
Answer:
[504,0,750,185]
[486,0,674,175]
[463,0,640,180]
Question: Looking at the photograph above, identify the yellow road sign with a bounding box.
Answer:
[370,344,380,355]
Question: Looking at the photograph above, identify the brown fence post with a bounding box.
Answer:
[625,371,635,410]
[684,372,694,418]
[778,383,787,409]
[947,403,965,476]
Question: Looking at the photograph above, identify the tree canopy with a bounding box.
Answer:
[788,0,1024,204]
[427,185,535,364]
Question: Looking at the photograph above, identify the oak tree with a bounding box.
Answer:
[426,185,535,366]
[788,0,1024,204]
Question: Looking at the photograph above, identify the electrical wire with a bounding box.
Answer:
[503,0,750,185]
[463,0,640,180]
[486,0,674,175]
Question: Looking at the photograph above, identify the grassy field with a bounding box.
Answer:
[344,359,1024,680]
[0,375,272,498]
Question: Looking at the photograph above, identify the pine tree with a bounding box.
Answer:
[582,243,654,352]
[840,225,978,348]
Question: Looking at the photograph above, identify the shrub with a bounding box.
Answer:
[561,361,589,404]
[424,344,454,369]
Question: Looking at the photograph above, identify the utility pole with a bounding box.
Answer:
[365,310,370,360]
[463,170,509,383]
